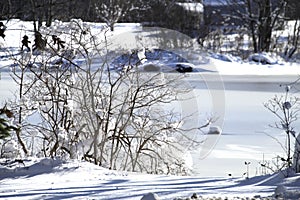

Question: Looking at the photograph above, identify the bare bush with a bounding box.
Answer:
[264,79,300,174]
[4,21,209,175]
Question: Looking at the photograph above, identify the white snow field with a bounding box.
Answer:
[0,20,300,199]
[0,158,299,200]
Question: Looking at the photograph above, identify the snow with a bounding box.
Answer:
[248,53,279,65]
[1,19,300,199]
[0,158,299,200]
[176,3,204,13]
[1,19,300,76]
[203,0,244,6]
[141,193,160,200]
[200,56,300,76]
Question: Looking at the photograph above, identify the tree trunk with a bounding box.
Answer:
[293,134,300,173]
[45,0,52,27]
[246,0,258,53]
[17,69,28,155]
[258,0,272,52]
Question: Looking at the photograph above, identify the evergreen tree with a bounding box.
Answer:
[0,117,11,139]
[0,107,14,140]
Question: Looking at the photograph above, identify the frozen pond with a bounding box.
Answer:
[188,74,300,177]
[0,72,299,177]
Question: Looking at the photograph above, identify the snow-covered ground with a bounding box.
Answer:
[205,57,300,76]
[0,20,300,199]
[1,19,300,75]
[0,158,299,200]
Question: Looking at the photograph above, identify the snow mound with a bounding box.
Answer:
[141,193,160,200]
[210,53,241,63]
[248,52,280,65]
[274,185,300,199]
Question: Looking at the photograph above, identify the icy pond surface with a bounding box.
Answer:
[0,72,299,177]
[188,74,300,177]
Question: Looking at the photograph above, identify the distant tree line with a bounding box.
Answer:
[202,0,300,58]
[0,0,299,34]
[1,0,300,57]
[0,0,202,32]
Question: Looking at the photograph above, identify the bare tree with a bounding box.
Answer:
[6,19,78,157]
[283,20,300,60]
[26,61,76,158]
[242,0,286,52]
[60,22,207,174]
[4,19,209,174]
[204,0,287,53]
[264,79,300,175]
[8,52,38,156]
[0,0,11,20]
[93,0,133,31]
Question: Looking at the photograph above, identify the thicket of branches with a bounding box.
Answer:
[0,20,208,175]
[264,80,300,174]
[201,0,300,59]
